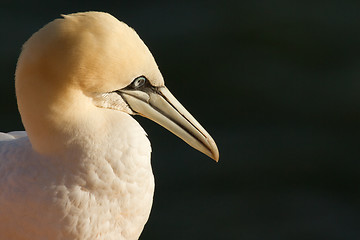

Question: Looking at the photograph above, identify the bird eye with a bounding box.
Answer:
[132,76,147,89]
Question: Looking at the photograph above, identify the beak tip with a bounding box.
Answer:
[212,149,219,162]
[207,139,219,162]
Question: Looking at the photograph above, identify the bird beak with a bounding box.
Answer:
[119,87,219,161]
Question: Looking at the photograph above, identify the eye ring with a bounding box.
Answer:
[132,76,147,89]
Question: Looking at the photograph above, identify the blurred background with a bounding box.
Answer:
[1,0,360,239]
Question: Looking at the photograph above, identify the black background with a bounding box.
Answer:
[1,1,360,239]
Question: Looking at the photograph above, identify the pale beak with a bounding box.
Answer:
[119,87,219,161]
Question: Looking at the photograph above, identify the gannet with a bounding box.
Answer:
[0,11,218,240]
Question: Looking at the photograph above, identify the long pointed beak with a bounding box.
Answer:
[119,87,219,161]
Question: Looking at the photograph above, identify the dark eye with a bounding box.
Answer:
[132,76,147,89]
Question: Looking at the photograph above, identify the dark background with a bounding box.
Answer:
[1,1,360,239]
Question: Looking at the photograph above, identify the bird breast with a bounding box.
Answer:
[0,112,154,240]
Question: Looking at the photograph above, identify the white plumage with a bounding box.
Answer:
[0,12,218,240]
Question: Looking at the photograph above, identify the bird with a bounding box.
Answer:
[0,11,218,240]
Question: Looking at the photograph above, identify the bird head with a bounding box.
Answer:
[15,11,218,161]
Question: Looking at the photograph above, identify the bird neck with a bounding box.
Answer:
[17,80,151,163]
